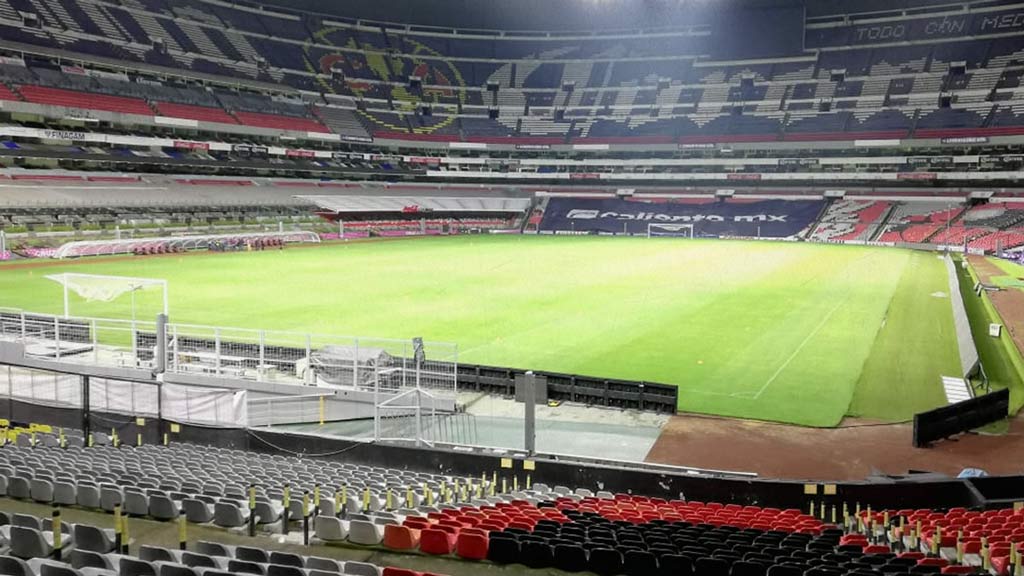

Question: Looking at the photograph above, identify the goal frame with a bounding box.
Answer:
[46,273,168,320]
[647,223,695,238]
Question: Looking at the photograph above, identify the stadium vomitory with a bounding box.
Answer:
[1,0,1024,574]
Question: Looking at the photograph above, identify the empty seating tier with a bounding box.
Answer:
[16,86,153,116]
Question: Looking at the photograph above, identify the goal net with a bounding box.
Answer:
[45,273,168,322]
[647,223,694,238]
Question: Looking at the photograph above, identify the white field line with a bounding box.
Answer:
[748,297,848,400]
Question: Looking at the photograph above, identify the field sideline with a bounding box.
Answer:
[0,236,960,427]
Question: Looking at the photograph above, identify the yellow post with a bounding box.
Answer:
[341,485,348,511]
[58,428,65,449]
[406,487,413,509]
[302,492,310,519]
[527,474,532,490]
[313,485,320,511]
[88,433,94,447]
[983,538,991,571]
[931,526,940,556]
[454,479,460,502]
[386,488,393,511]
[334,489,342,512]
[51,508,61,555]
[318,396,325,426]
[121,514,129,553]
[956,531,963,565]
[113,504,122,547]
[361,487,370,512]
[883,510,890,528]
[810,501,816,518]
[501,478,507,494]
[283,484,291,511]
[111,428,118,448]
[915,520,922,550]
[178,511,187,550]
[31,431,36,447]
[163,433,168,446]
[831,505,837,524]
[137,433,142,447]
[514,476,519,492]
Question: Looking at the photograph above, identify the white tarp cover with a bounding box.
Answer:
[45,273,164,303]
[0,366,247,427]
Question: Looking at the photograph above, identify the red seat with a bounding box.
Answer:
[918,558,949,567]
[382,569,420,576]
[864,545,892,554]
[419,528,455,555]
[455,532,488,560]
[940,567,975,575]
[155,101,238,124]
[383,524,419,550]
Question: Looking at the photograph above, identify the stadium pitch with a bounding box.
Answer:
[0,235,960,427]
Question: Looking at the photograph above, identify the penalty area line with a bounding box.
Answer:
[751,298,847,401]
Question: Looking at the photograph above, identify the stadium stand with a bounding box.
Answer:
[0,0,1021,145]
[877,203,965,244]
[809,200,893,243]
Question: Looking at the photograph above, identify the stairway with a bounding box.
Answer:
[942,376,974,404]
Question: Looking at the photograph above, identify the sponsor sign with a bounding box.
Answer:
[727,173,762,181]
[779,158,819,167]
[515,144,551,151]
[678,143,717,150]
[174,140,209,150]
[41,130,85,141]
[407,156,441,166]
[341,135,374,143]
[286,149,315,158]
[570,173,601,180]
[941,136,989,145]
[541,197,824,238]
[897,172,937,181]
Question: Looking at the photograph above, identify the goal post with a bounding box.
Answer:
[647,223,695,238]
[45,273,168,321]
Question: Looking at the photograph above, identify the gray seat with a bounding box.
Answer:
[53,482,77,506]
[138,546,179,563]
[341,562,379,576]
[266,566,302,576]
[304,558,342,574]
[212,502,248,528]
[182,500,213,524]
[123,490,149,516]
[38,562,84,576]
[180,553,222,571]
[234,547,268,564]
[119,558,157,576]
[157,563,196,576]
[73,524,117,553]
[194,542,232,558]
[313,516,347,542]
[346,520,382,545]
[253,501,282,525]
[0,556,32,576]
[76,484,101,509]
[12,514,41,530]
[99,486,122,513]
[70,550,113,571]
[7,476,31,500]
[226,561,264,576]
[268,553,303,568]
[148,494,178,521]
[30,479,54,503]
[10,526,57,559]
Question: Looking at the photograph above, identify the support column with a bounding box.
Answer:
[524,371,536,455]
[81,375,90,440]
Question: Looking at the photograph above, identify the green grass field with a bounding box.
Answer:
[0,236,962,427]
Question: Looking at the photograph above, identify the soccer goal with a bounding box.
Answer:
[45,273,168,321]
[647,223,695,238]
